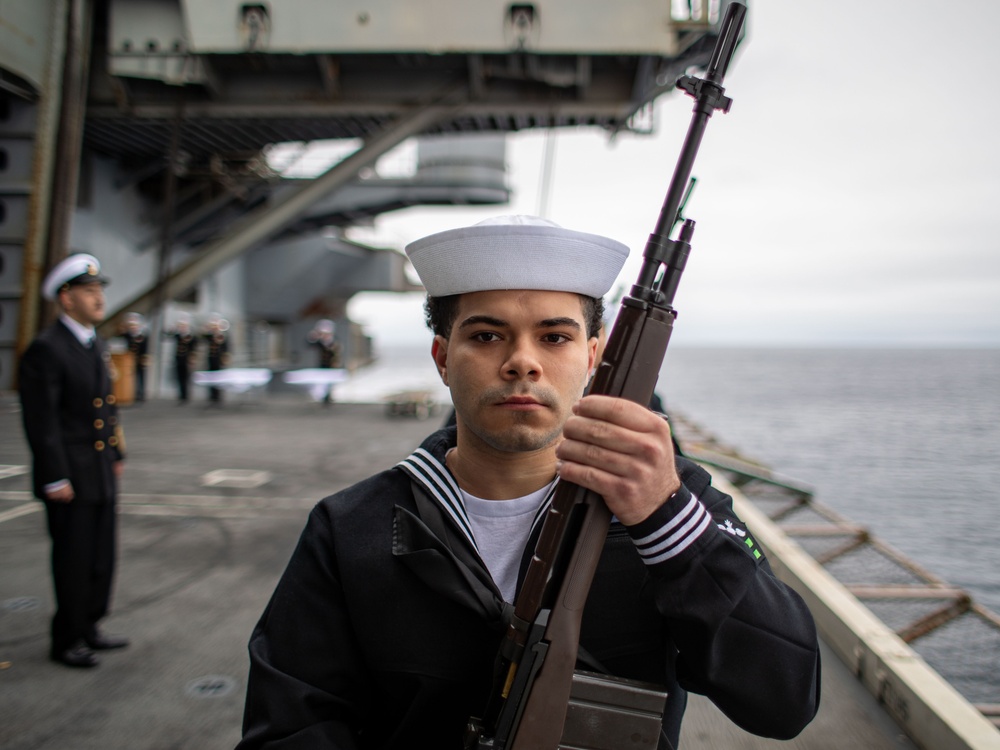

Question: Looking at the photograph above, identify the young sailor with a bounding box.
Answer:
[238,215,820,749]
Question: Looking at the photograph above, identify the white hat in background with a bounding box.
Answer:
[404,215,629,298]
[42,253,109,301]
[207,313,230,332]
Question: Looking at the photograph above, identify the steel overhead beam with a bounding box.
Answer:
[85,101,634,120]
[100,96,463,333]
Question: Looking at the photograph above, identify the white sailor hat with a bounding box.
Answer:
[315,319,335,333]
[404,215,629,298]
[42,253,109,301]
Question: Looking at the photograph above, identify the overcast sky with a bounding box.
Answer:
[341,0,1000,349]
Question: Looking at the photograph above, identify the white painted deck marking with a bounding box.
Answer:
[0,465,28,480]
[200,469,273,488]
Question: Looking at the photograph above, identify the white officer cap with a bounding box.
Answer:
[404,215,629,298]
[42,253,109,301]
[207,314,230,332]
[315,319,334,333]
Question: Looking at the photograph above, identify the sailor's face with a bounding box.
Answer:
[60,282,106,326]
[433,290,597,454]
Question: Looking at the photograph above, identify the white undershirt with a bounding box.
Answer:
[461,481,555,602]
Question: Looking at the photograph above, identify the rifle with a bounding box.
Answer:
[465,3,748,749]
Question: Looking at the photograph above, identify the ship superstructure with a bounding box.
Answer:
[0,0,725,389]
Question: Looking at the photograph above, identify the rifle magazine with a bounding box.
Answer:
[560,671,669,750]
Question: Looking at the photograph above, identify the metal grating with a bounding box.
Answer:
[83,41,717,165]
[863,597,963,634]
[823,545,929,587]
[912,611,1000,706]
[772,503,840,527]
[790,534,860,562]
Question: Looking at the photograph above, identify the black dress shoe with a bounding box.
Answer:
[51,642,99,668]
[85,632,130,650]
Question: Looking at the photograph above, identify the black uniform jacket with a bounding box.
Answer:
[19,321,124,503]
[205,333,229,369]
[173,332,197,360]
[240,427,820,749]
[124,330,149,365]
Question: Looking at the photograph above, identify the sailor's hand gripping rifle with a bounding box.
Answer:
[465,4,747,749]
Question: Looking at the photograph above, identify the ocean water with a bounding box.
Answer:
[660,347,1000,614]
[352,345,1000,614]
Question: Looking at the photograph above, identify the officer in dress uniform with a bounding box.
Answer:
[306,319,342,404]
[203,314,230,404]
[18,253,130,668]
[121,312,149,402]
[168,313,197,403]
[307,319,341,369]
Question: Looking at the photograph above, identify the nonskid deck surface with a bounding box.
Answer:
[0,395,917,749]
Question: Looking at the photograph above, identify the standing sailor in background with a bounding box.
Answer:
[307,319,342,369]
[238,216,820,748]
[121,312,149,402]
[168,313,198,403]
[307,319,342,404]
[18,254,130,668]
[203,314,230,405]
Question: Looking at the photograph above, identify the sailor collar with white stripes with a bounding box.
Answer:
[396,437,557,558]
